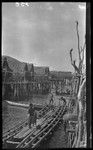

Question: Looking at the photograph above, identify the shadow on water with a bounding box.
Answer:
[38,120,69,148]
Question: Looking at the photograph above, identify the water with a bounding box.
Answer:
[2,94,68,148]
[2,93,65,133]
[2,94,50,133]
[39,121,69,148]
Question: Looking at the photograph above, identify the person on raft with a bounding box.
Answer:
[60,96,66,105]
[49,93,54,105]
[28,103,35,129]
[33,110,37,126]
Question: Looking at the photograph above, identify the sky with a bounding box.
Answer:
[2,2,86,72]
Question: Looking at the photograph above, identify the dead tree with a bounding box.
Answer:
[69,21,86,147]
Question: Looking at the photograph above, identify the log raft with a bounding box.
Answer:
[3,102,66,149]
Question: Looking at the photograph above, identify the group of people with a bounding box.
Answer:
[28,94,66,129]
[28,94,54,129]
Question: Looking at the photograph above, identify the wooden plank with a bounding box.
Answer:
[14,109,53,139]
[17,107,64,148]
[46,110,54,116]
[32,129,41,136]
[17,117,52,145]
[66,129,76,132]
[19,127,36,139]
[14,126,30,139]
[32,118,52,137]
[6,141,20,144]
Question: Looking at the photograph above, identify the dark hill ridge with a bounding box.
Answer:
[2,55,25,73]
[2,55,49,75]
[2,55,72,78]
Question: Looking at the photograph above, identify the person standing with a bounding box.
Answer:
[60,96,66,105]
[28,103,35,129]
[59,97,61,106]
[49,94,54,105]
[33,110,37,126]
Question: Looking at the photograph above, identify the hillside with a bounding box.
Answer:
[2,55,48,75]
[2,55,72,78]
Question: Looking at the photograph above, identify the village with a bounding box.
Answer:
[2,2,87,149]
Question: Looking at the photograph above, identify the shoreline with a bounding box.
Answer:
[5,100,43,108]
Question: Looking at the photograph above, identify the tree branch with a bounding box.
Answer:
[70,48,73,64]
[76,21,81,62]
[79,43,85,73]
[80,34,86,56]
[70,49,80,74]
[73,61,80,74]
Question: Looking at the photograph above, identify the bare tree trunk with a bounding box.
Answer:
[75,21,81,62]
[75,77,86,147]
[69,21,86,147]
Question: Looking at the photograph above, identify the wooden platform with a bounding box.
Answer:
[14,126,31,139]
[13,109,54,139]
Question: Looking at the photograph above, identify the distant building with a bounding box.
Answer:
[2,57,13,99]
[2,56,50,83]
[34,67,50,82]
[30,64,34,81]
[50,71,72,81]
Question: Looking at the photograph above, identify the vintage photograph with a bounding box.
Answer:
[2,2,87,148]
